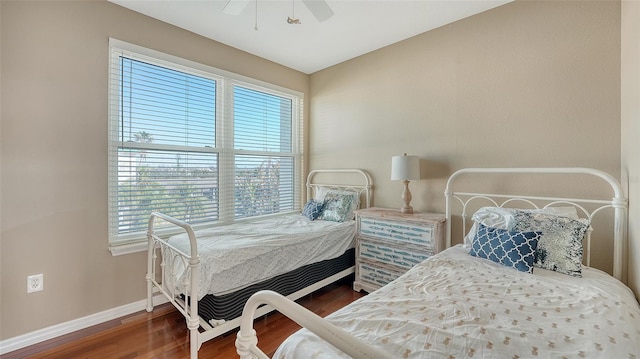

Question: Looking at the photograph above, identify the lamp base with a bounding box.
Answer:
[400,180,414,214]
[400,206,414,214]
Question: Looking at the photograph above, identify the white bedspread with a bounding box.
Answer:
[275,245,640,358]
[165,214,356,299]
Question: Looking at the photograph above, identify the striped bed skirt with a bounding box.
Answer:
[194,248,355,324]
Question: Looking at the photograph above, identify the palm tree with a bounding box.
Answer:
[134,131,154,144]
[134,131,154,162]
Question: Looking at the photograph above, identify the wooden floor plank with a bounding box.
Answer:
[2,281,365,359]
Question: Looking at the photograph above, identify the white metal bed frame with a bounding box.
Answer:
[234,167,628,359]
[145,169,372,359]
[444,167,628,281]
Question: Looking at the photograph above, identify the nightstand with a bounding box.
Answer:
[353,207,446,293]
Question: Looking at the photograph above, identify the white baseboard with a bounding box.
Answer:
[0,294,169,355]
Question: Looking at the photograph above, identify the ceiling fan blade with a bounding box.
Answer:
[223,0,251,15]
[302,0,334,22]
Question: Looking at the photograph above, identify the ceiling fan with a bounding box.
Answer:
[223,0,334,23]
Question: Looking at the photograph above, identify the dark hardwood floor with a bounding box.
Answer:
[2,281,365,359]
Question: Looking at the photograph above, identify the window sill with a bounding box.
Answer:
[109,241,148,256]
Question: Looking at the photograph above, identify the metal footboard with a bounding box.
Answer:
[146,212,201,359]
[235,290,393,359]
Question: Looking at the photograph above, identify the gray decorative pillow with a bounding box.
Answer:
[320,190,360,222]
[512,211,590,277]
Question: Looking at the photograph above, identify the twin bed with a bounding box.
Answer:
[145,169,372,358]
[235,168,640,358]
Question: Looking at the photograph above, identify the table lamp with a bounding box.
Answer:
[391,153,420,214]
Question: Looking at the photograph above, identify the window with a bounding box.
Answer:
[108,39,303,252]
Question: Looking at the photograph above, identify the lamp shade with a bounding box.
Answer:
[391,154,420,181]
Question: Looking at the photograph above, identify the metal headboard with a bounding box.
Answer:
[444,168,627,281]
[306,169,373,209]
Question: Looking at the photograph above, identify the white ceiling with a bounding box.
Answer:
[109,0,513,74]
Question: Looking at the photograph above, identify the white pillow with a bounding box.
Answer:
[314,186,330,202]
[464,206,579,246]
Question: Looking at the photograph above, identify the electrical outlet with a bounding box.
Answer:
[27,274,44,293]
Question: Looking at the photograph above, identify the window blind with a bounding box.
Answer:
[232,86,295,218]
[108,40,303,247]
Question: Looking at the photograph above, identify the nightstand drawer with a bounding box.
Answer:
[359,240,432,269]
[358,262,403,288]
[359,217,435,249]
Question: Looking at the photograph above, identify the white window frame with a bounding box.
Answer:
[108,39,304,255]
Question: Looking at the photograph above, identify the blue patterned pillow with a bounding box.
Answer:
[320,190,360,222]
[301,200,324,220]
[470,223,541,273]
[513,211,590,277]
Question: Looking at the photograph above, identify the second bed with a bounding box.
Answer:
[146,169,373,358]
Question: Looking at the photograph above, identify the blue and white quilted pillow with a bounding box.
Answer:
[470,223,542,273]
[301,200,324,220]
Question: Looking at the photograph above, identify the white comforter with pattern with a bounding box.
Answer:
[165,214,356,299]
[275,245,640,358]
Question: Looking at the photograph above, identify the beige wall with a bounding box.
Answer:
[0,0,308,340]
[310,1,622,276]
[622,0,640,297]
